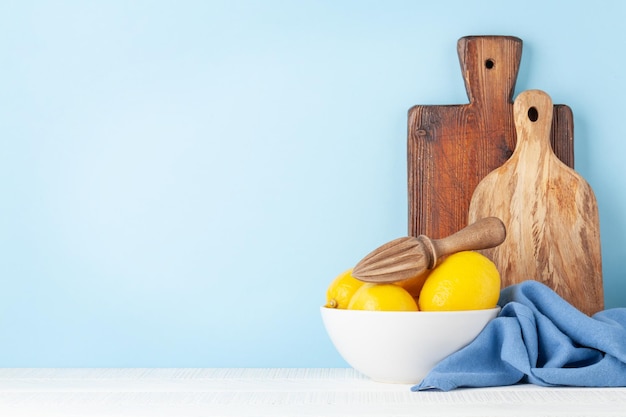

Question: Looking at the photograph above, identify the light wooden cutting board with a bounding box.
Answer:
[468,89,603,316]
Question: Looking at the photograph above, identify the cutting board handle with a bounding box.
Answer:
[457,36,522,105]
[513,89,555,154]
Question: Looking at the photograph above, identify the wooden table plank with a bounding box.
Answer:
[0,369,624,417]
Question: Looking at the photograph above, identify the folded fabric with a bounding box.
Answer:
[413,280,626,391]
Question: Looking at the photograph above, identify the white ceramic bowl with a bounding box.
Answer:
[320,306,500,384]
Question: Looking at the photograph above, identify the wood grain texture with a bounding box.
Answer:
[468,90,603,316]
[408,36,574,240]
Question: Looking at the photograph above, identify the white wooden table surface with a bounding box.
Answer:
[0,368,625,416]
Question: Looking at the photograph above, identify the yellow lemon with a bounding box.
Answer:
[325,269,364,309]
[418,251,500,311]
[394,269,431,298]
[347,283,419,311]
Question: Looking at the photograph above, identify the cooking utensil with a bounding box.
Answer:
[352,217,506,283]
[468,89,603,315]
[408,36,574,240]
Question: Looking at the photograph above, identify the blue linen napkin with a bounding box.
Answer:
[413,280,626,391]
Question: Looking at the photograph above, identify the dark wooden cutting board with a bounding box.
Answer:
[408,36,574,239]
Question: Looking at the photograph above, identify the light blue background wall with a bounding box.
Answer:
[1,0,625,367]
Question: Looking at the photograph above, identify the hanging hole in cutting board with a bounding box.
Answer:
[528,107,539,122]
[485,59,495,69]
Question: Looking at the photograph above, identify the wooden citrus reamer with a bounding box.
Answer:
[352,217,506,283]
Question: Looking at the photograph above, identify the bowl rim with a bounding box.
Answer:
[320,305,501,315]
